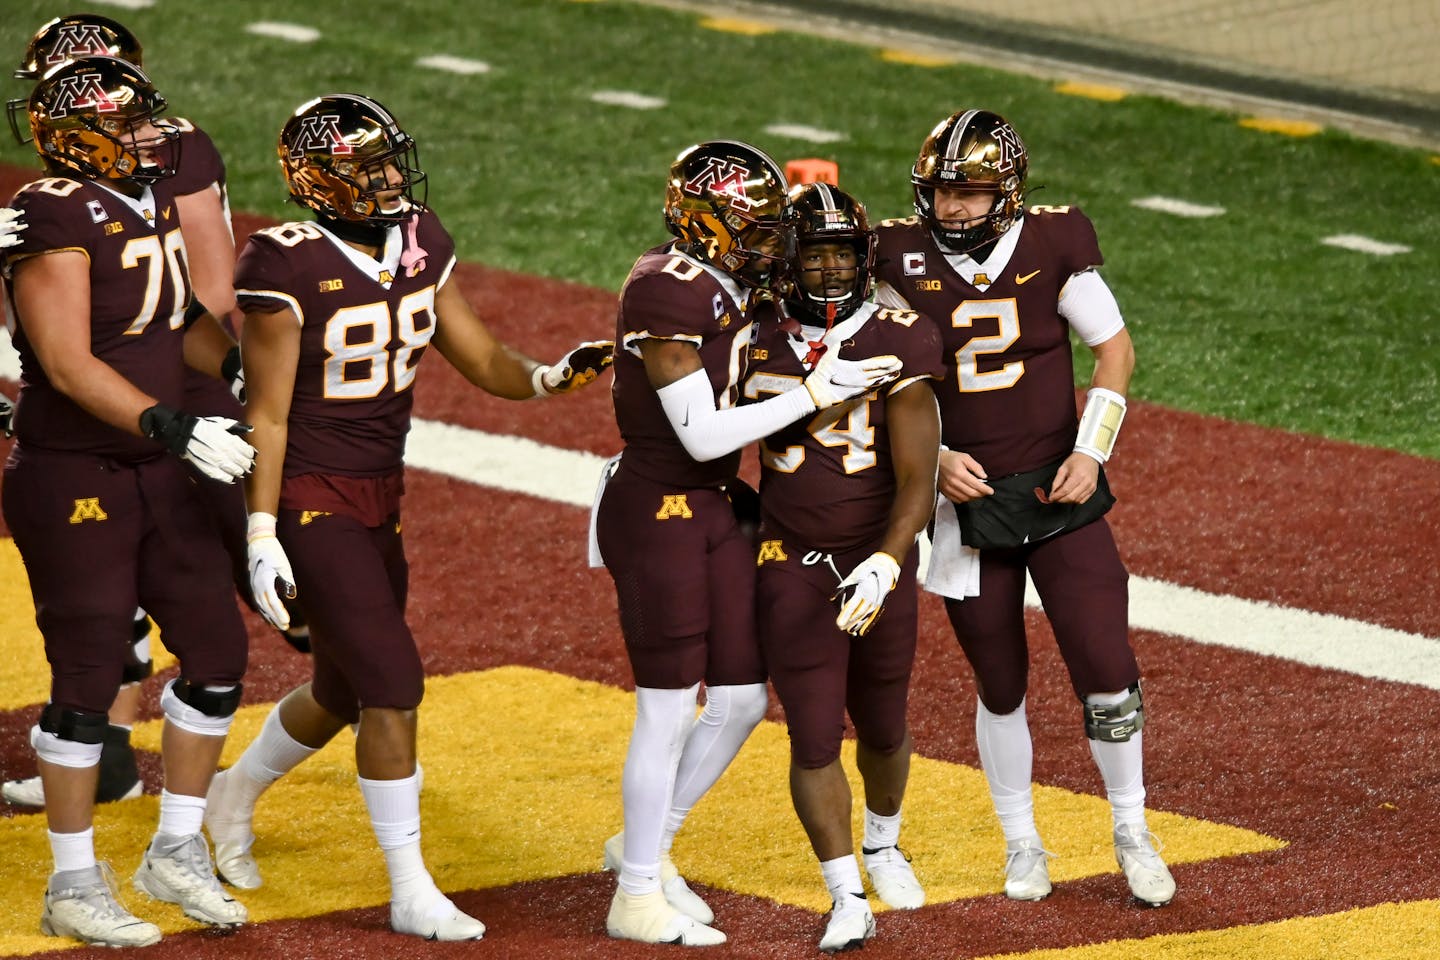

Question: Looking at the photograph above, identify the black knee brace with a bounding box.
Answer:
[171,678,243,717]
[1082,683,1145,742]
[39,703,109,744]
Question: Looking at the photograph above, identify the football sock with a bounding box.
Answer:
[976,698,1039,842]
[620,684,697,896]
[1085,691,1148,829]
[862,806,902,851]
[233,707,320,808]
[820,855,865,901]
[664,682,767,853]
[359,773,434,902]
[155,789,206,839]
[48,827,96,874]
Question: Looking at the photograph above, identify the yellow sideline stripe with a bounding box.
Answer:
[973,899,1440,959]
[0,666,1280,954]
[1239,116,1323,137]
[699,17,775,37]
[880,49,957,67]
[1055,80,1128,101]
[0,541,175,709]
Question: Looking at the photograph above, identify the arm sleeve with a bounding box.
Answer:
[657,368,816,462]
[1058,269,1125,346]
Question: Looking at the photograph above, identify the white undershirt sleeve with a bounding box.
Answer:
[656,369,816,462]
[1058,269,1125,346]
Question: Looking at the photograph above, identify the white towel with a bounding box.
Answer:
[923,493,980,599]
[587,453,623,568]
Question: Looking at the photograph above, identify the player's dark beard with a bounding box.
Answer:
[317,214,390,248]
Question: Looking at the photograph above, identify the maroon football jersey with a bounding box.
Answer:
[744,301,943,551]
[611,242,768,488]
[3,176,190,459]
[234,212,456,477]
[875,207,1103,475]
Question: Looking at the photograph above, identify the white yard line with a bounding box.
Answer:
[405,417,1440,692]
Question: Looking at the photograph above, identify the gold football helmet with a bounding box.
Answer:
[14,13,144,79]
[911,109,1029,253]
[664,139,793,289]
[278,94,427,223]
[15,55,177,184]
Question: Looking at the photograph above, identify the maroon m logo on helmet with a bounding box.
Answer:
[683,158,755,212]
[289,114,352,158]
[50,73,117,116]
[47,24,112,68]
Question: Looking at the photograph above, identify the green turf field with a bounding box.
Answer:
[3,1,1437,456]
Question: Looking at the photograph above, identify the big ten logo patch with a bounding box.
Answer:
[655,494,693,520]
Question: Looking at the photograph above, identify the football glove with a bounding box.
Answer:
[221,345,246,403]
[247,513,297,631]
[834,551,902,636]
[0,392,13,438]
[0,207,26,249]
[532,340,615,396]
[139,403,256,483]
[804,350,902,409]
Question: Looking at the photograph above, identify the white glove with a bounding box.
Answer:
[834,551,902,636]
[139,404,256,483]
[804,350,903,409]
[0,207,26,249]
[247,513,296,630]
[532,340,615,396]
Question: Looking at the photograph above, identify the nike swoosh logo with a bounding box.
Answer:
[681,408,691,427]
[1016,269,1040,284]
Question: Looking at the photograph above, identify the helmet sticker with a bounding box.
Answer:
[682,157,755,211]
[289,114,351,157]
[50,72,118,116]
[45,24,112,68]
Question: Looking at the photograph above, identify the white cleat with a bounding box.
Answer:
[1003,836,1054,901]
[5,774,143,807]
[42,863,162,948]
[603,831,714,924]
[818,893,875,953]
[606,888,725,946]
[391,892,486,940]
[133,833,247,927]
[862,845,925,909]
[204,768,262,889]
[1114,824,1176,907]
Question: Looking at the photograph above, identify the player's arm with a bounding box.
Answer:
[1050,272,1136,503]
[835,379,941,635]
[182,311,238,380]
[12,251,164,435]
[641,337,902,462]
[430,278,610,399]
[174,184,237,317]
[239,304,300,629]
[239,306,299,516]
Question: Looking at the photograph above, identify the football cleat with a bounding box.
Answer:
[42,863,161,948]
[1003,836,1054,901]
[602,831,714,924]
[606,888,725,946]
[4,774,144,808]
[390,892,485,940]
[862,844,925,909]
[818,893,875,953]
[133,833,247,926]
[1114,824,1176,907]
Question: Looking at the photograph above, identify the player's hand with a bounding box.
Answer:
[535,340,614,395]
[0,393,14,438]
[804,351,902,408]
[222,345,246,404]
[938,449,993,503]
[247,513,297,631]
[0,207,26,249]
[140,404,256,483]
[1044,451,1099,504]
[833,551,902,636]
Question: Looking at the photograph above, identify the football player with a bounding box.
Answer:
[1,12,305,816]
[2,56,255,946]
[200,93,612,942]
[593,141,903,947]
[873,109,1176,907]
[746,183,941,951]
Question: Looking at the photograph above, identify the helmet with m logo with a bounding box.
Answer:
[278,93,426,223]
[11,55,177,184]
[664,139,794,290]
[14,13,143,80]
[911,109,1030,254]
